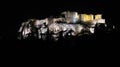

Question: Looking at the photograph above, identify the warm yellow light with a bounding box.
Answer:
[95,14,102,20]
[81,14,94,22]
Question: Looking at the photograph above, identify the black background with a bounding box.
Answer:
[0,0,119,49]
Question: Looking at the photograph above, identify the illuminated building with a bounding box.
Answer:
[95,14,102,20]
[18,11,106,40]
[61,11,79,23]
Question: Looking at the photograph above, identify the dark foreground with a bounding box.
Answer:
[1,32,118,49]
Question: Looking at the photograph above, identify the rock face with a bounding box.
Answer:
[18,11,106,40]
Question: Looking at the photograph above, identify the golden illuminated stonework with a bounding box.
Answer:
[18,11,106,40]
